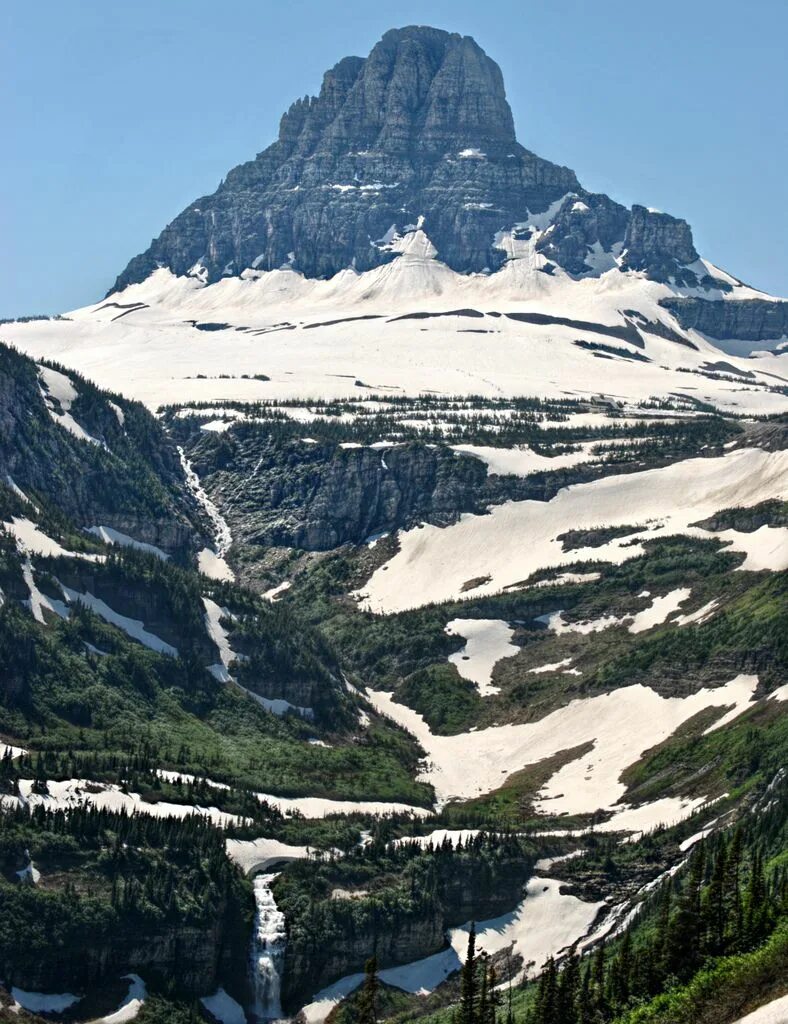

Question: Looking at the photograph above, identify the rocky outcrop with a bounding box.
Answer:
[1,900,248,997]
[620,205,698,281]
[280,845,534,1010]
[659,296,788,343]
[112,27,582,288]
[188,435,544,551]
[535,193,630,276]
[0,344,202,559]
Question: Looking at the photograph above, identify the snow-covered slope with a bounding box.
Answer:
[5,224,787,414]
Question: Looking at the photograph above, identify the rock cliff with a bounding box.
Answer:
[113,26,701,290]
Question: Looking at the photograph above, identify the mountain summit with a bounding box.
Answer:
[114,26,701,290]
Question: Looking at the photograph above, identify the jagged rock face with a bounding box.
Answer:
[184,434,581,552]
[660,296,788,343]
[621,205,698,280]
[535,193,630,275]
[116,25,674,290]
[0,345,201,557]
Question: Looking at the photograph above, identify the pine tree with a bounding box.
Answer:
[724,826,744,951]
[357,955,379,1024]
[702,836,727,955]
[460,925,477,1024]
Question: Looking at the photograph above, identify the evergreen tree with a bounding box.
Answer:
[459,924,477,1024]
[357,955,379,1024]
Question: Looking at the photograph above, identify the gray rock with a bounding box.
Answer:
[621,205,698,281]
[112,27,582,288]
[659,296,788,344]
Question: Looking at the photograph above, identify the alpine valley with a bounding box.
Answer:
[1,24,787,1024]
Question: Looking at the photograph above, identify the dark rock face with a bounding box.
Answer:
[182,429,671,554]
[535,193,630,275]
[659,296,788,343]
[114,27,582,288]
[187,434,541,551]
[115,26,704,291]
[0,344,201,558]
[281,847,534,1010]
[621,205,698,281]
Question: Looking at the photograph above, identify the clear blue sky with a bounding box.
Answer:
[2,0,786,317]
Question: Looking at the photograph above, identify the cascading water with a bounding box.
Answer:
[250,873,287,1022]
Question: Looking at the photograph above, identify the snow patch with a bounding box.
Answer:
[446,618,519,696]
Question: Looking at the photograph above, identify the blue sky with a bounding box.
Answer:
[2,0,786,317]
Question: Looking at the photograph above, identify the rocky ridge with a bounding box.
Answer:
[115,27,720,297]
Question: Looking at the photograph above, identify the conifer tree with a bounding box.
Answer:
[459,925,477,1024]
[357,955,379,1024]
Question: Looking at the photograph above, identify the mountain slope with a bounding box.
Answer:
[100,24,788,354]
[0,22,786,1024]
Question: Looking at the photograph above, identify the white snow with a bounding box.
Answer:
[446,618,519,696]
[198,547,235,581]
[17,778,244,828]
[88,975,146,1024]
[38,365,101,445]
[7,247,786,416]
[263,580,292,601]
[246,691,315,719]
[528,658,575,674]
[627,588,691,633]
[4,475,38,509]
[673,598,720,626]
[366,675,760,813]
[156,769,230,790]
[108,400,126,427]
[1,743,27,760]
[86,526,169,560]
[201,988,246,1024]
[717,524,788,572]
[11,988,81,1013]
[538,610,623,635]
[679,819,718,852]
[534,850,584,871]
[203,597,239,680]
[7,516,102,561]
[393,829,482,849]
[731,993,788,1024]
[22,558,69,622]
[451,442,604,478]
[15,858,41,884]
[61,586,178,656]
[357,448,788,613]
[225,836,312,874]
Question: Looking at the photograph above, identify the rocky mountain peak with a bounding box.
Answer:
[112,26,708,291]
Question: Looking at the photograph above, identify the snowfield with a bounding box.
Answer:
[5,246,787,413]
[356,447,788,613]
[445,618,519,696]
[367,674,760,813]
[301,874,606,1022]
[13,778,245,828]
[731,993,788,1024]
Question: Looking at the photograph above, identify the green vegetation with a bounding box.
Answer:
[0,804,251,993]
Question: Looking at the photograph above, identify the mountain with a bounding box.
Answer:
[108,25,787,351]
[1,23,787,1024]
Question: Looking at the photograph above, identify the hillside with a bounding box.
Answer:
[0,23,785,1024]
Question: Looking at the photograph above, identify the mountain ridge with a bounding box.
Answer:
[113,25,712,296]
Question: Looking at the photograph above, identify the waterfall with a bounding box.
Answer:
[250,873,287,1021]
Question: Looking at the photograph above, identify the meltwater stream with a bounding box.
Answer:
[250,873,287,1021]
